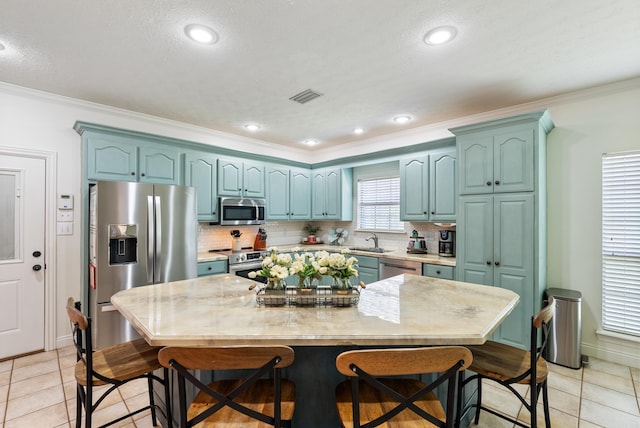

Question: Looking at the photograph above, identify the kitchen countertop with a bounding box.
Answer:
[198,244,456,266]
[111,273,517,347]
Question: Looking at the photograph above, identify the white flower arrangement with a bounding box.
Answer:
[248,247,292,281]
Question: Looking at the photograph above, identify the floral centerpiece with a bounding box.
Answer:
[248,247,292,289]
[289,247,329,290]
[327,249,359,291]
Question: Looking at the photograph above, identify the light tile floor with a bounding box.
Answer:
[0,346,639,427]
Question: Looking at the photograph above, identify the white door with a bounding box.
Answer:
[0,155,46,359]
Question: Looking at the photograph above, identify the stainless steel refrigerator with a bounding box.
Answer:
[89,181,197,349]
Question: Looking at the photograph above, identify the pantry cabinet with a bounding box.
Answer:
[311,168,353,220]
[265,166,311,220]
[217,158,265,198]
[451,109,553,350]
[185,152,218,222]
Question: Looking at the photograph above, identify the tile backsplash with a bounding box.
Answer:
[198,221,454,255]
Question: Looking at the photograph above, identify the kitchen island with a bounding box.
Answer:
[112,274,518,426]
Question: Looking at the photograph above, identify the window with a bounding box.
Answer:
[357,177,404,231]
[602,151,640,337]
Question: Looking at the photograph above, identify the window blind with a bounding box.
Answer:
[357,177,404,231]
[602,151,640,337]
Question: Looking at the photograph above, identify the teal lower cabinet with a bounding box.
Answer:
[197,260,228,277]
[422,263,455,280]
[356,255,379,285]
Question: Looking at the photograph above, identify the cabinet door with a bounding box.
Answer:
[139,146,182,185]
[492,193,534,349]
[217,158,243,196]
[266,166,290,220]
[456,195,493,285]
[185,153,218,222]
[493,128,535,193]
[87,135,138,181]
[324,168,342,219]
[400,155,429,220]
[311,170,326,219]
[423,264,455,280]
[358,266,379,285]
[243,160,265,198]
[289,168,311,220]
[458,135,493,195]
[429,149,456,221]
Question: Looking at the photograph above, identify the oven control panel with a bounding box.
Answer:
[228,250,269,265]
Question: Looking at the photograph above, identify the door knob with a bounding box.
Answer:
[33,250,42,257]
[33,264,42,271]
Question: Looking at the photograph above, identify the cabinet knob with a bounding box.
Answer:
[486,181,492,186]
[494,261,500,266]
[436,270,441,274]
[431,211,435,215]
[141,173,145,177]
[131,172,135,176]
[486,261,492,265]
[207,266,212,271]
[495,180,500,185]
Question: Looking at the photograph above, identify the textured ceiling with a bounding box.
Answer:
[1,0,639,150]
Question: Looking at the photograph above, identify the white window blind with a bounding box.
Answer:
[357,177,404,231]
[602,151,640,337]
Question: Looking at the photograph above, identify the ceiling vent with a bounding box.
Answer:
[289,89,323,104]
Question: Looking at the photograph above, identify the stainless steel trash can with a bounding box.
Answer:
[545,288,582,369]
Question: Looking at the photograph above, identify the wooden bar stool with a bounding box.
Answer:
[335,346,472,427]
[158,345,296,427]
[457,296,556,428]
[66,297,171,428]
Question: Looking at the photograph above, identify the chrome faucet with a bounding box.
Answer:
[365,232,379,249]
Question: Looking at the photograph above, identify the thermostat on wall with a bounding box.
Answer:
[58,194,74,209]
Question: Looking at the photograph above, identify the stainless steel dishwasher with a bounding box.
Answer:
[379,258,422,279]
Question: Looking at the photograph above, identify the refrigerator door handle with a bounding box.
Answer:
[154,195,162,282]
[147,195,155,283]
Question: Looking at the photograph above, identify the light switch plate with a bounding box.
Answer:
[57,210,73,221]
[57,222,73,235]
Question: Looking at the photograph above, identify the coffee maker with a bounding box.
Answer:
[438,230,456,257]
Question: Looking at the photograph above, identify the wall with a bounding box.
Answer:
[1,77,639,366]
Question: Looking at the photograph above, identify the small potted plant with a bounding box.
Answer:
[303,223,321,243]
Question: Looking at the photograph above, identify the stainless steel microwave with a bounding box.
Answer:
[218,197,266,225]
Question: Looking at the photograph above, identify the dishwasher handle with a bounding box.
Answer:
[380,262,419,271]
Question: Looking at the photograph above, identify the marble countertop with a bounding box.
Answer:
[111,274,517,347]
[198,245,456,266]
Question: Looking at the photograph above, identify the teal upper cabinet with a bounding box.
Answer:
[451,109,554,350]
[289,168,312,220]
[400,147,456,221]
[400,155,429,221]
[86,133,138,182]
[311,168,353,220]
[429,148,457,221]
[457,125,535,195]
[217,158,265,198]
[139,146,182,185]
[185,152,218,222]
[266,166,311,221]
[85,131,181,184]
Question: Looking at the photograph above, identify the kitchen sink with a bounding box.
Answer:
[348,247,390,253]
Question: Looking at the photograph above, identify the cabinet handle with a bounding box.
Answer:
[431,211,435,215]
[207,266,212,271]
[495,180,500,185]
[486,261,492,265]
[131,172,135,176]
[486,181,492,186]
[436,270,441,274]
[141,173,145,177]
[494,261,500,266]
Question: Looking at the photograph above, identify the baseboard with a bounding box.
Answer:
[56,334,74,350]
[582,341,640,369]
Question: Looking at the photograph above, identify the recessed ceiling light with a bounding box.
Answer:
[244,124,261,132]
[184,24,218,45]
[353,127,365,135]
[303,139,319,146]
[424,26,457,45]
[393,115,412,124]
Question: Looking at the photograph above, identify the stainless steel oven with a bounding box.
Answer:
[228,250,269,284]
